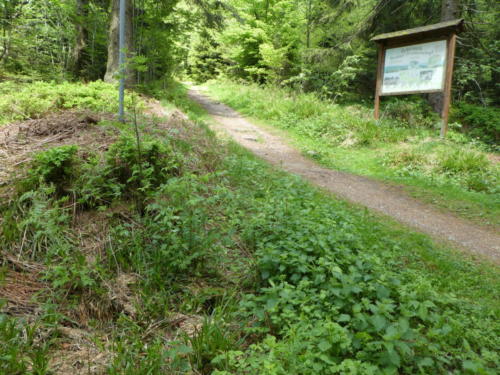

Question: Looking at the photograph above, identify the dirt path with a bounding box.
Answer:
[188,88,500,264]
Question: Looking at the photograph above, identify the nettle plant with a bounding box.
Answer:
[217,179,498,374]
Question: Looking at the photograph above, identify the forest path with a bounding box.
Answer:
[187,88,500,264]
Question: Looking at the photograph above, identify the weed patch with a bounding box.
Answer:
[0,301,54,375]
[384,143,499,194]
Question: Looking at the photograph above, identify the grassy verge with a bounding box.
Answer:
[0,80,498,374]
[203,80,500,227]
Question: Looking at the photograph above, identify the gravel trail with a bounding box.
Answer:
[188,88,500,264]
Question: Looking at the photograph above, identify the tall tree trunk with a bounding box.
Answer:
[104,0,134,85]
[72,0,89,77]
[428,0,460,113]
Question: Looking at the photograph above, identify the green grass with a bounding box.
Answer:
[203,79,500,227]
[0,80,498,374]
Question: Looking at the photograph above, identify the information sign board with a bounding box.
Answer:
[381,40,447,95]
[372,19,464,137]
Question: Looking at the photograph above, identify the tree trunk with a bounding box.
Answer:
[104,0,134,85]
[72,0,89,77]
[441,0,460,20]
[428,0,460,113]
[0,28,10,63]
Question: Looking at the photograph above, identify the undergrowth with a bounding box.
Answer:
[0,80,498,374]
[0,308,52,375]
[0,80,143,125]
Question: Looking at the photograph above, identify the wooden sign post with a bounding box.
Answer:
[372,19,464,138]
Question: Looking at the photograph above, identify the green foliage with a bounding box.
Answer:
[45,251,102,293]
[382,97,439,128]
[298,52,371,102]
[0,0,76,79]
[131,0,183,84]
[188,30,227,83]
[105,135,181,195]
[0,80,141,125]
[185,0,499,106]
[213,0,302,83]
[214,324,379,375]
[108,318,192,375]
[25,145,78,195]
[0,0,184,82]
[450,103,500,147]
[185,318,239,374]
[5,186,72,260]
[1,83,498,374]
[108,339,177,375]
[385,144,499,194]
[214,168,499,374]
[111,174,221,288]
[0,311,51,375]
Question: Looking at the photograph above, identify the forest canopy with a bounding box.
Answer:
[0,0,498,106]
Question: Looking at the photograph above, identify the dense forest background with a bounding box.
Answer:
[0,0,498,137]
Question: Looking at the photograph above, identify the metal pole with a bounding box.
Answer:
[118,0,126,122]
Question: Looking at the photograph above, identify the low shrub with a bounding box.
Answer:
[1,186,72,260]
[105,135,182,195]
[25,145,78,196]
[216,175,499,374]
[382,97,439,128]
[110,174,221,288]
[451,103,500,146]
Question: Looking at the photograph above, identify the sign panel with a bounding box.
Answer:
[381,40,447,95]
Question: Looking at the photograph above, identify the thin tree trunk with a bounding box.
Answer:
[104,0,134,85]
[0,28,10,63]
[306,0,312,48]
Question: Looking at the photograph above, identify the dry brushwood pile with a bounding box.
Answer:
[0,111,116,193]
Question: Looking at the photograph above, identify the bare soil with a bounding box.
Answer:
[188,88,500,264]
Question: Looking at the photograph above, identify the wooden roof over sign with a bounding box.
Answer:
[371,19,464,44]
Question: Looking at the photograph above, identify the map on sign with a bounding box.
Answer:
[381,40,447,95]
